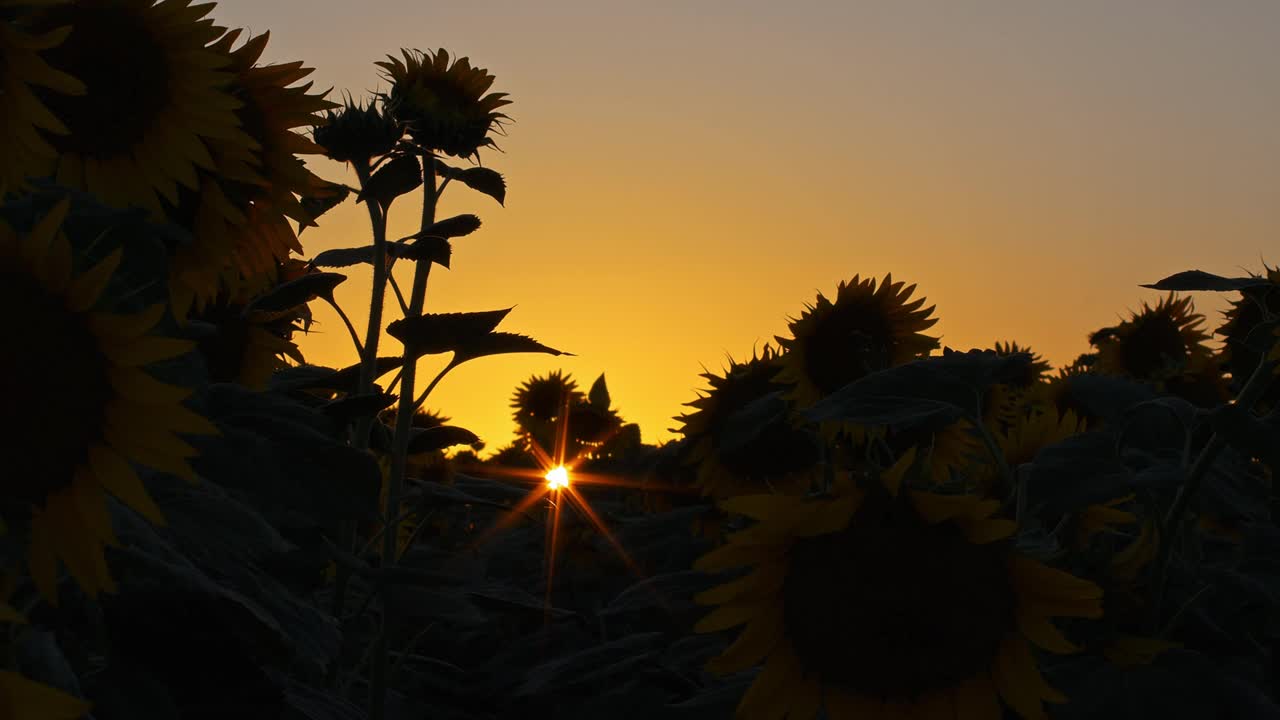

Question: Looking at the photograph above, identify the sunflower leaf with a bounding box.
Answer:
[386,308,513,355]
[244,272,346,314]
[297,181,351,234]
[311,239,452,270]
[457,166,506,205]
[1141,270,1272,293]
[408,425,481,454]
[320,391,397,424]
[274,357,404,394]
[417,213,481,240]
[357,153,422,210]
[452,331,572,364]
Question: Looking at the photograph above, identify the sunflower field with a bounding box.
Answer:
[3,2,1280,719]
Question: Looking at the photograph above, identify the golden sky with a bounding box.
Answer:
[215,1,1280,451]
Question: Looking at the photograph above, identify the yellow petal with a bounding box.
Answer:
[953,673,1002,720]
[694,602,760,634]
[100,336,194,367]
[794,494,860,537]
[87,445,166,525]
[694,540,781,574]
[706,602,783,675]
[737,647,802,720]
[963,517,1017,544]
[695,562,785,606]
[0,670,92,720]
[1017,606,1079,654]
[1009,556,1103,600]
[992,634,1062,720]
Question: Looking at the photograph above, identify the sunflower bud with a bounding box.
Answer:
[313,98,403,167]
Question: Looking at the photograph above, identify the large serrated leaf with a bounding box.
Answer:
[297,181,351,235]
[408,425,481,454]
[588,373,610,410]
[386,308,513,354]
[244,272,346,314]
[453,332,572,363]
[1141,270,1272,292]
[278,357,403,394]
[417,214,481,239]
[357,153,422,209]
[454,166,506,205]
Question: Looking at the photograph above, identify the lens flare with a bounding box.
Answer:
[546,465,570,490]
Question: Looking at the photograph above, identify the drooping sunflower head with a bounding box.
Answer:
[992,341,1052,385]
[192,293,306,391]
[694,449,1103,720]
[0,6,86,196]
[976,407,1086,495]
[312,94,403,168]
[26,0,250,214]
[676,345,819,498]
[1090,293,1215,384]
[775,274,940,409]
[376,48,510,159]
[0,197,216,603]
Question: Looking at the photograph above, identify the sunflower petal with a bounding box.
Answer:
[992,634,1065,720]
[66,248,123,312]
[706,602,782,675]
[88,445,166,525]
[0,670,92,720]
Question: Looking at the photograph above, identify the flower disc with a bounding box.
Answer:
[377,48,510,159]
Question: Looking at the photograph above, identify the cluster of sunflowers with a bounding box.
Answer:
[2,1,562,717]
[675,272,1280,718]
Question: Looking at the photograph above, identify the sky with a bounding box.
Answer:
[213,0,1280,452]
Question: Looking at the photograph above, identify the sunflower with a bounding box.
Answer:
[0,600,93,718]
[676,346,819,498]
[165,30,333,317]
[882,419,983,487]
[1,199,216,603]
[1217,264,1280,406]
[0,5,86,196]
[1091,293,1219,389]
[986,341,1052,433]
[694,448,1103,720]
[313,95,403,168]
[377,48,510,159]
[25,0,251,215]
[193,296,306,391]
[775,274,940,411]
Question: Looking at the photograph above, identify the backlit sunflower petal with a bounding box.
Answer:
[110,398,218,436]
[87,445,166,525]
[70,469,118,548]
[65,248,123,312]
[993,634,1065,720]
[953,673,1002,720]
[0,670,92,720]
[708,603,783,675]
[81,308,159,343]
[694,539,782,573]
[107,368,192,404]
[1017,607,1079,654]
[694,602,759,633]
[1009,556,1103,600]
[737,647,802,720]
[695,563,784,606]
[45,490,115,596]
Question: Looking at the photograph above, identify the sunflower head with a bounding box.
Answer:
[376,48,510,159]
[1,196,216,602]
[694,449,1103,720]
[313,95,404,167]
[511,370,582,432]
[775,274,940,409]
[1091,293,1214,383]
[977,407,1086,495]
[1217,263,1280,403]
[26,0,250,214]
[676,345,819,498]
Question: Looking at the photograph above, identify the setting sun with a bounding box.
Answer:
[545,465,570,490]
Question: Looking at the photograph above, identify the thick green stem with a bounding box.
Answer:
[370,154,438,720]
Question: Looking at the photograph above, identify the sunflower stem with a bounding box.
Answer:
[330,159,387,688]
[388,272,410,316]
[328,296,365,357]
[1151,353,1276,630]
[370,153,438,720]
[974,416,1016,513]
[411,361,456,414]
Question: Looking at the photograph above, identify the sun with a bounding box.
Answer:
[545,465,570,490]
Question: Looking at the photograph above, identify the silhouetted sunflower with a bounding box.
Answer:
[977,408,1085,495]
[986,341,1052,432]
[695,449,1102,720]
[313,95,403,168]
[193,268,308,390]
[1217,264,1280,405]
[883,419,983,486]
[676,346,818,498]
[0,7,86,195]
[377,48,510,159]
[165,30,332,316]
[1091,294,1216,382]
[26,0,251,215]
[511,370,582,432]
[1,200,215,602]
[775,274,939,410]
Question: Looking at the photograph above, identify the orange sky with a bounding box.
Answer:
[214,1,1280,451]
